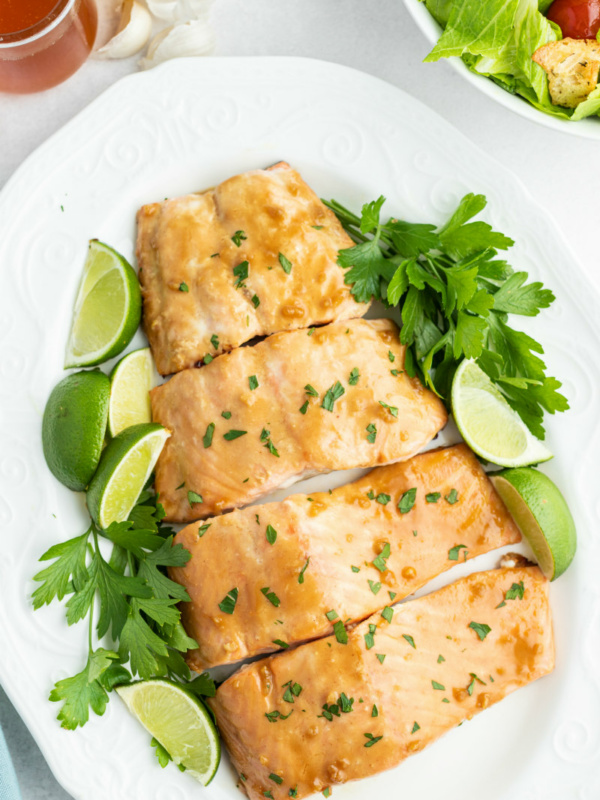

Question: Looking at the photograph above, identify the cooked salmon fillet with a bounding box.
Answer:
[210,567,554,800]
[137,162,368,375]
[151,318,448,523]
[169,444,521,670]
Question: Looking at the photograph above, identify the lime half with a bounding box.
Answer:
[108,348,157,437]
[87,423,169,529]
[65,240,141,369]
[42,370,110,491]
[452,359,552,467]
[116,679,220,785]
[491,468,576,580]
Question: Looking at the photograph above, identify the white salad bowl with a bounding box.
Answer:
[403,0,600,140]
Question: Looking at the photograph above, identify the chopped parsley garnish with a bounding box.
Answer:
[388,350,395,362]
[218,588,238,615]
[231,230,247,247]
[376,493,391,506]
[426,492,441,503]
[398,488,417,514]
[299,400,309,414]
[448,544,468,561]
[264,437,280,457]
[432,680,445,691]
[261,587,280,607]
[402,634,416,649]
[437,654,445,663]
[303,385,319,400]
[351,565,360,573]
[333,620,348,644]
[298,558,310,584]
[411,721,420,734]
[467,673,487,696]
[188,490,203,506]
[326,609,339,622]
[339,692,354,712]
[445,489,459,505]
[376,653,386,664]
[198,523,211,537]
[381,606,393,623]
[221,410,232,419]
[176,481,185,490]
[366,423,377,443]
[264,791,274,798]
[265,709,293,722]
[251,294,260,308]
[210,334,219,349]
[307,327,315,336]
[233,260,249,288]
[379,400,398,418]
[323,788,331,798]
[390,368,401,376]
[279,252,293,274]
[203,354,213,364]
[367,490,375,500]
[442,698,450,704]
[364,733,383,747]
[272,639,289,648]
[178,282,189,292]
[364,623,377,650]
[269,773,283,785]
[324,194,566,439]
[372,542,391,572]
[368,579,382,595]
[266,525,278,545]
[202,423,215,448]
[321,381,345,411]
[223,429,247,440]
[249,375,259,390]
[372,704,379,717]
[348,367,360,385]
[505,581,525,601]
[388,591,397,601]
[469,621,491,641]
[289,787,298,797]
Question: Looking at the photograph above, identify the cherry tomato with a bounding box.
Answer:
[546,0,600,39]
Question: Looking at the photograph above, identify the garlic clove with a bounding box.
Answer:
[145,0,213,23]
[139,19,216,70]
[95,0,153,60]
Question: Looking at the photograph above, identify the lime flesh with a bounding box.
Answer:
[108,348,156,437]
[65,240,141,368]
[452,359,552,467]
[42,370,110,491]
[491,468,576,580]
[87,423,169,529]
[116,679,220,785]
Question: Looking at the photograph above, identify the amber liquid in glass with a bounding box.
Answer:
[0,0,97,94]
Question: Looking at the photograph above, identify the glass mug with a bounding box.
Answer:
[0,0,97,94]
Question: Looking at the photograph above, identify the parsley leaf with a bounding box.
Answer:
[324,193,567,439]
[321,381,345,411]
[469,621,491,641]
[219,588,239,615]
[398,488,417,514]
[279,253,293,274]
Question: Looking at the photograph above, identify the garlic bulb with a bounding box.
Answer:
[139,19,216,70]
[95,0,152,59]
[145,0,213,22]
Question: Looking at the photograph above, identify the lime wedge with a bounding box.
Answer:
[87,423,169,529]
[116,679,220,785]
[452,359,552,467]
[491,468,576,580]
[108,348,157,437]
[65,240,141,368]
[42,370,110,491]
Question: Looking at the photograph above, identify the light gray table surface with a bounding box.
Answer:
[1,0,598,797]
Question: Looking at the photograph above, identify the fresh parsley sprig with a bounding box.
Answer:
[324,193,568,438]
[33,489,214,731]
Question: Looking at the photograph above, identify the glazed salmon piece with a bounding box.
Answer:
[137,162,368,375]
[210,567,554,800]
[151,318,448,523]
[169,444,521,670]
